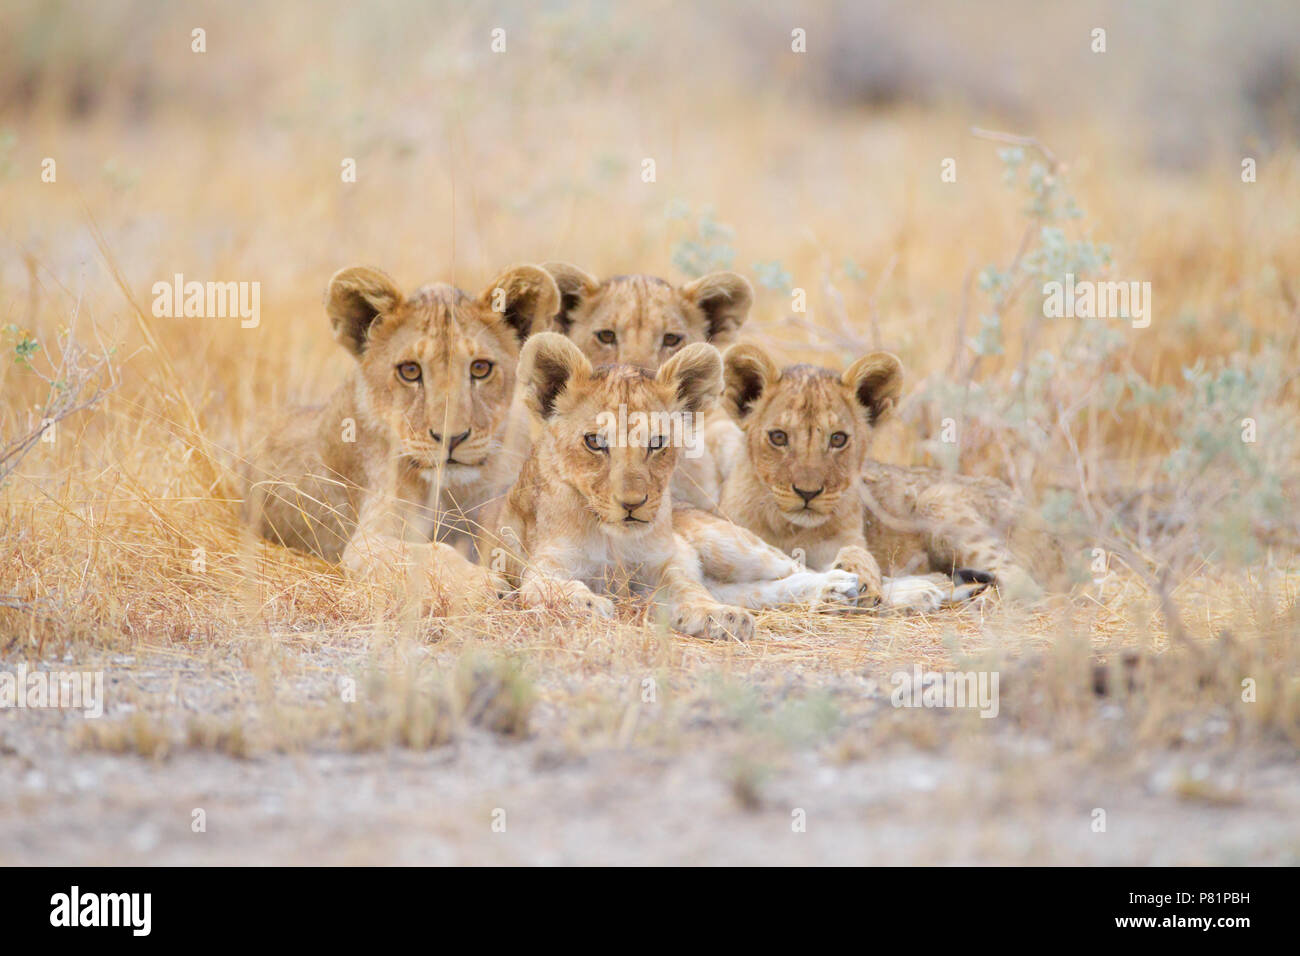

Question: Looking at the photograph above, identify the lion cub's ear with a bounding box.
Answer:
[680,272,753,344]
[843,351,903,425]
[658,342,723,415]
[541,262,600,334]
[722,342,779,421]
[518,332,593,421]
[479,265,562,345]
[327,266,404,358]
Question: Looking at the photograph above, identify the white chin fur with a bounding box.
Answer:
[784,509,830,527]
[601,519,654,538]
[420,464,481,484]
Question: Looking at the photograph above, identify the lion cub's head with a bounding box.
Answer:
[327,265,559,476]
[542,263,752,372]
[518,332,722,535]
[723,343,902,527]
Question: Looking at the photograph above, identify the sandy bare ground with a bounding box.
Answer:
[3,625,1297,866]
[2,0,1298,870]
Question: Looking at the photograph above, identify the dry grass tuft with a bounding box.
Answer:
[1,0,1298,863]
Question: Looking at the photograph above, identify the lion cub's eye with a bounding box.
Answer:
[662,333,682,348]
[584,433,609,453]
[768,429,789,447]
[648,434,667,451]
[396,362,422,383]
[595,330,617,346]
[829,431,849,449]
[470,359,494,380]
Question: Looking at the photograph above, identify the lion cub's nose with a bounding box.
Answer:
[429,429,471,452]
[793,485,824,504]
[621,494,649,515]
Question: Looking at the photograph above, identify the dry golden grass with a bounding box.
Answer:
[0,1,1297,863]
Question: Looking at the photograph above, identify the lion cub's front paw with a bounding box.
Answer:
[817,569,862,607]
[832,546,883,605]
[461,561,507,597]
[519,578,615,618]
[671,601,754,641]
[879,574,946,613]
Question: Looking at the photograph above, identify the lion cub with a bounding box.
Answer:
[719,344,1005,610]
[486,334,861,640]
[540,263,753,510]
[244,264,559,600]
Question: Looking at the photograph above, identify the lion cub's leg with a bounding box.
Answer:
[342,497,441,578]
[484,499,616,619]
[679,508,800,580]
[914,489,1040,600]
[517,567,616,618]
[657,534,755,641]
[674,509,860,609]
[876,571,990,613]
[343,533,498,609]
[341,498,499,609]
[830,545,884,605]
[510,540,615,618]
[708,569,861,609]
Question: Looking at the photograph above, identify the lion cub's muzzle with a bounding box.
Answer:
[419,427,491,466]
[619,493,651,523]
[775,483,841,524]
[596,489,657,531]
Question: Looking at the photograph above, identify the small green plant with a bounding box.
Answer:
[0,327,117,484]
[752,259,793,293]
[5,324,40,368]
[668,202,736,277]
[909,131,1298,603]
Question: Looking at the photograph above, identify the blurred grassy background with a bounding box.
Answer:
[0,0,1297,638]
[0,4,1298,863]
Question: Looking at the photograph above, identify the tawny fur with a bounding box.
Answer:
[243,264,559,604]
[540,263,752,510]
[718,345,898,603]
[484,334,862,640]
[859,459,1039,598]
[718,342,1038,601]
